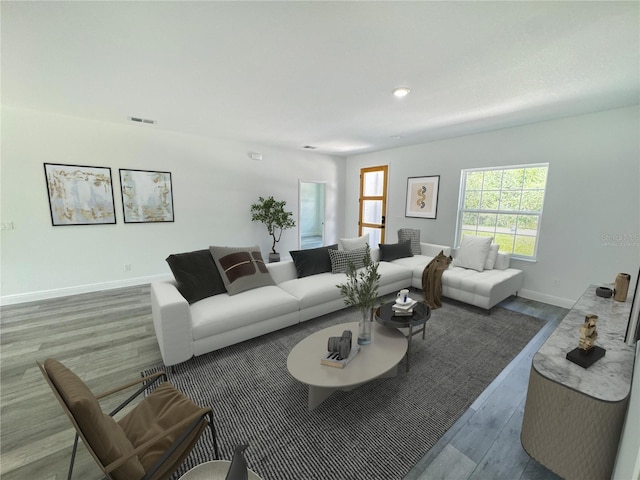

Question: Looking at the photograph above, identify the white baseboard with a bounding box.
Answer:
[0,274,173,306]
[518,289,576,309]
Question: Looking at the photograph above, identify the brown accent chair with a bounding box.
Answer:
[38,359,218,480]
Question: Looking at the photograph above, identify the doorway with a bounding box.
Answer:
[359,166,388,246]
[299,181,326,249]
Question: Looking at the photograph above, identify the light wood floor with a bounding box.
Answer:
[0,286,567,480]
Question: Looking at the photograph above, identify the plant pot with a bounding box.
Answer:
[269,252,280,263]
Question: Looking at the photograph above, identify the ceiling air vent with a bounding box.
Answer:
[128,116,157,125]
[303,145,317,150]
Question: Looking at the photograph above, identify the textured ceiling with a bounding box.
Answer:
[2,1,639,155]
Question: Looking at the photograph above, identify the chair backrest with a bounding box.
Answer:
[38,359,146,480]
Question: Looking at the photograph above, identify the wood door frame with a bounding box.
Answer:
[359,165,388,244]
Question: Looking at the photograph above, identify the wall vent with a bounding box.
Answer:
[128,116,157,125]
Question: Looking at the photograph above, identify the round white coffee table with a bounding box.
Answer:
[179,460,262,480]
[287,321,407,410]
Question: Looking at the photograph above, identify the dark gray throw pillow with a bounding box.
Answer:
[166,249,226,304]
[289,244,339,278]
[379,240,413,262]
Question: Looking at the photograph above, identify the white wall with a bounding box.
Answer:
[345,106,640,307]
[0,106,345,304]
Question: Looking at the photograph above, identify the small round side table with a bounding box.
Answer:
[375,301,431,372]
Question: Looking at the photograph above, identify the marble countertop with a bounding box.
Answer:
[532,284,635,402]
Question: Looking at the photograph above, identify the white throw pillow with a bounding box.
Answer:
[453,235,492,272]
[484,244,500,270]
[339,233,369,251]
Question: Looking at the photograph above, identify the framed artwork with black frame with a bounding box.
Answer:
[119,169,174,223]
[44,163,116,226]
[405,175,440,219]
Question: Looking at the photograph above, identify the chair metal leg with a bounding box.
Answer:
[68,433,79,480]
[207,411,219,460]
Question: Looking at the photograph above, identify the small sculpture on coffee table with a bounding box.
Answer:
[566,313,606,368]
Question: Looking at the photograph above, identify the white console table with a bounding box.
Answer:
[521,285,635,480]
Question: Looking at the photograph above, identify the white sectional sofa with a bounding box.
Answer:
[151,242,523,367]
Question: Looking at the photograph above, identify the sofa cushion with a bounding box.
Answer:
[166,250,226,304]
[289,244,338,278]
[453,235,492,272]
[44,359,145,479]
[339,233,369,250]
[209,246,275,295]
[379,240,413,262]
[190,285,299,339]
[329,246,368,273]
[484,244,500,270]
[397,228,421,255]
[279,272,349,309]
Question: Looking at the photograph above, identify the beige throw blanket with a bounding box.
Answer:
[422,250,452,309]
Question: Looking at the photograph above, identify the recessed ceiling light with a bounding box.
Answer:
[392,87,411,98]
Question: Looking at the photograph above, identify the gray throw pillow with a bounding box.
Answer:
[209,246,275,295]
[328,246,369,274]
[398,228,421,255]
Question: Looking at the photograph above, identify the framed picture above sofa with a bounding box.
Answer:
[405,175,440,219]
[119,169,174,223]
[44,163,116,226]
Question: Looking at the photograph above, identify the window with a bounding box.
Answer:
[455,164,549,260]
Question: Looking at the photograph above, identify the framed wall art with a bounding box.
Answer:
[119,169,174,223]
[405,175,440,219]
[44,163,116,226]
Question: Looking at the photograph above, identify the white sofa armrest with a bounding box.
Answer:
[420,242,452,257]
[150,281,194,367]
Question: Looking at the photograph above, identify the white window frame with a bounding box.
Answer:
[455,163,549,261]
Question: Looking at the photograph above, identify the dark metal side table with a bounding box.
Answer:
[375,301,431,372]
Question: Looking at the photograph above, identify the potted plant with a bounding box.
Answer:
[250,196,296,262]
[336,245,381,345]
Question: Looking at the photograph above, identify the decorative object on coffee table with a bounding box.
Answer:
[250,196,296,262]
[322,330,360,368]
[566,313,606,368]
[225,443,249,480]
[336,245,380,345]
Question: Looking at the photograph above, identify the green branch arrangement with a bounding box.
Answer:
[336,245,381,317]
[250,196,296,254]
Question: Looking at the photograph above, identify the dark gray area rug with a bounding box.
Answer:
[143,296,545,480]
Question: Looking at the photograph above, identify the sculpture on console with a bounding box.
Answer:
[578,314,598,351]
